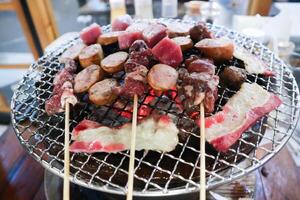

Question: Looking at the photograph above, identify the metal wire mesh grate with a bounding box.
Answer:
[11,19,300,196]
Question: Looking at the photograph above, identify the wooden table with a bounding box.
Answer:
[0,125,299,200]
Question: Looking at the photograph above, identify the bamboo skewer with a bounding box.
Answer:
[127,94,138,200]
[63,102,70,200]
[200,103,206,200]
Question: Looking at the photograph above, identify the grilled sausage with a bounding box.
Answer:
[219,66,246,90]
[79,44,104,68]
[74,65,104,93]
[147,64,178,91]
[89,78,118,105]
[195,37,234,61]
[101,51,128,73]
[171,36,193,51]
[59,42,86,62]
[97,31,124,45]
[166,22,191,38]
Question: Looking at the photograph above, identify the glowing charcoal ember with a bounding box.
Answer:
[70,115,179,153]
[80,23,102,45]
[111,14,133,31]
[142,23,167,48]
[118,31,143,50]
[196,83,282,152]
[151,37,183,68]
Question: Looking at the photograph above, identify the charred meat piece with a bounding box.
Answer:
[118,31,143,50]
[195,83,282,152]
[189,21,214,42]
[70,115,179,153]
[89,78,118,106]
[187,59,216,75]
[185,55,214,67]
[74,65,104,93]
[171,36,193,52]
[111,14,133,31]
[113,65,148,98]
[101,51,128,73]
[195,37,234,62]
[148,64,178,91]
[142,23,167,48]
[53,68,74,94]
[59,41,86,62]
[80,23,102,45]
[60,81,78,107]
[79,44,104,68]
[178,68,219,113]
[124,40,155,72]
[62,59,77,73]
[97,31,124,45]
[219,66,246,90]
[152,37,183,68]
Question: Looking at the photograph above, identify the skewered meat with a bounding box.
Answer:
[45,67,78,115]
[171,36,193,52]
[111,14,133,31]
[63,59,77,73]
[233,46,274,76]
[59,41,86,62]
[74,65,104,93]
[101,51,128,73]
[89,78,118,106]
[152,37,183,68]
[70,115,179,153]
[97,31,124,45]
[113,66,148,98]
[142,23,167,48]
[219,66,246,90]
[148,64,178,91]
[196,83,282,152]
[61,81,77,107]
[124,40,155,72]
[165,21,192,38]
[189,21,214,42]
[79,44,104,68]
[53,68,74,94]
[80,23,102,45]
[118,31,143,50]
[187,59,216,75]
[195,37,234,61]
[178,68,219,113]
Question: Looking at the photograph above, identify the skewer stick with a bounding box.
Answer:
[127,94,138,200]
[63,102,70,200]
[200,103,206,200]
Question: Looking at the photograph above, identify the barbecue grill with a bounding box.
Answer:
[10,19,300,198]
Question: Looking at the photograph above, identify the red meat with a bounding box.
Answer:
[142,23,167,48]
[151,37,183,68]
[80,23,102,45]
[118,31,143,50]
[111,14,133,31]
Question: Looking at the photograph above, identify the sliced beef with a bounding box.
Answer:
[187,59,216,75]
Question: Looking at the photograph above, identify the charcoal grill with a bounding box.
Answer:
[10,19,300,197]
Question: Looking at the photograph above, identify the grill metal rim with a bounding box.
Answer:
[10,18,300,196]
